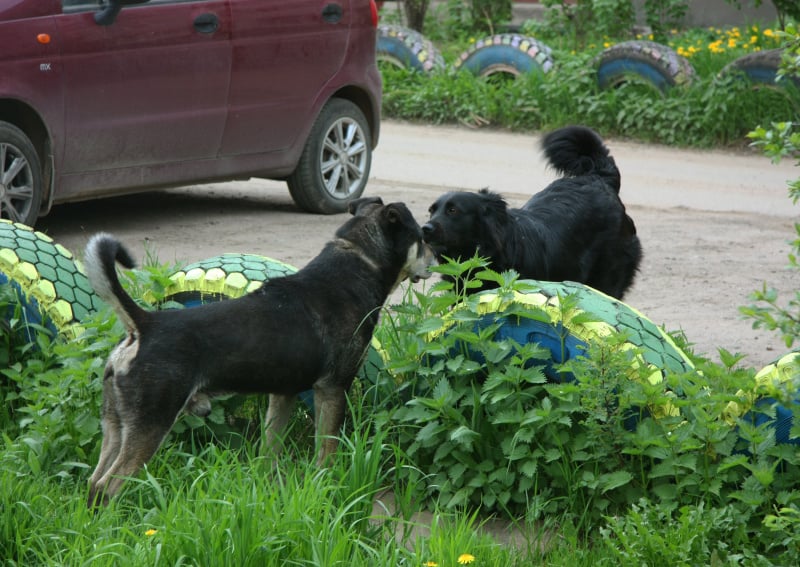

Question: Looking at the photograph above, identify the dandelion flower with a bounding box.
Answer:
[458,554,476,564]
[145,529,157,537]
[424,562,439,567]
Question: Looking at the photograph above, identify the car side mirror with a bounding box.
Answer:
[95,0,150,26]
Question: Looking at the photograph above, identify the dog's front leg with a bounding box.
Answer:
[313,386,346,466]
[263,393,295,458]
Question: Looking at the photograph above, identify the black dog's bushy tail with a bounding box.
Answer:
[542,126,621,192]
[84,233,146,335]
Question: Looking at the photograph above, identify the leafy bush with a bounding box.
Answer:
[740,24,800,346]
[369,260,800,560]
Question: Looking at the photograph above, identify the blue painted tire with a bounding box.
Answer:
[454,33,554,78]
[429,281,694,421]
[595,40,696,93]
[719,49,800,89]
[377,24,445,73]
[0,219,102,339]
[725,351,800,446]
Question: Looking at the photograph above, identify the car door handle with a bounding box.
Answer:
[322,3,343,23]
[194,13,219,34]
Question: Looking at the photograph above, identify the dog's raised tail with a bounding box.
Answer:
[84,233,145,334]
[542,125,621,192]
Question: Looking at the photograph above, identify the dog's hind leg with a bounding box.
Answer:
[87,379,124,508]
[87,418,175,508]
[312,386,346,466]
[262,394,295,458]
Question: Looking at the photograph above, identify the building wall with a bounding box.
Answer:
[511,1,779,27]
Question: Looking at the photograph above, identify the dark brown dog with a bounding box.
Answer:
[422,125,641,299]
[85,197,433,507]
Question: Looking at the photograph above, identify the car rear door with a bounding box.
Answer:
[219,0,350,157]
[56,0,232,180]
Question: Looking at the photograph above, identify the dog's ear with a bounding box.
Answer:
[478,190,508,221]
[348,196,384,216]
[383,202,411,224]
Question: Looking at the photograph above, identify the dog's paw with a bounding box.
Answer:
[186,393,212,417]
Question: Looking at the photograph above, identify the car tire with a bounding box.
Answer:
[376,24,446,73]
[594,40,696,93]
[0,122,43,226]
[0,219,103,339]
[287,98,372,214]
[719,48,800,89]
[454,33,554,79]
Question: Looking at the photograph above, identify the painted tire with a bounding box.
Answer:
[719,48,800,89]
[158,254,384,408]
[724,351,800,445]
[431,281,695,418]
[595,40,696,93]
[0,219,102,339]
[376,24,445,73]
[154,253,298,307]
[454,33,554,78]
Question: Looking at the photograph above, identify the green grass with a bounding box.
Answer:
[4,260,798,565]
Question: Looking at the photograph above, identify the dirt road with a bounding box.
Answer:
[36,121,798,369]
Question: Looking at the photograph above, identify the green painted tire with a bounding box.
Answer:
[0,219,102,338]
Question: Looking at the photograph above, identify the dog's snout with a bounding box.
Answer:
[422,222,435,239]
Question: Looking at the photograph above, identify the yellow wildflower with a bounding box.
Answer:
[458,554,476,565]
[145,529,157,537]
[424,562,439,567]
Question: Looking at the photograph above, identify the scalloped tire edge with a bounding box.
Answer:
[0,219,102,339]
[595,40,697,93]
[454,33,555,78]
[376,24,445,73]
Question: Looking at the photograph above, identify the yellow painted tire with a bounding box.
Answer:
[0,219,103,338]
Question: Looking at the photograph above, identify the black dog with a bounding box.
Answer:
[84,197,434,507]
[422,125,641,299]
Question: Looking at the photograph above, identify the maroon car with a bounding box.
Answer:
[0,0,382,226]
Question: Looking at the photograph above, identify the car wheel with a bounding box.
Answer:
[0,219,103,339]
[719,48,800,89]
[287,98,372,214]
[594,40,696,93]
[0,122,43,226]
[454,33,554,79]
[377,24,445,73]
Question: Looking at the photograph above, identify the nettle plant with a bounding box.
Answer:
[371,258,800,535]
